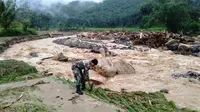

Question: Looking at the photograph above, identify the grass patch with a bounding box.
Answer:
[0,86,37,96]
[0,86,39,105]
[0,60,38,84]
[5,103,52,112]
[0,86,55,112]
[57,78,199,112]
[0,28,37,37]
[81,27,166,32]
[54,26,166,32]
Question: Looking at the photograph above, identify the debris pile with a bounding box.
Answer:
[166,38,200,56]
[76,31,200,56]
[53,38,107,51]
[40,52,81,63]
[53,38,118,57]
[172,71,200,82]
[77,31,171,48]
[6,35,50,45]
[51,52,68,62]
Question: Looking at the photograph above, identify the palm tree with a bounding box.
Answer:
[0,0,16,31]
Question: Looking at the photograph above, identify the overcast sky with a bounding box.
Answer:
[41,0,103,5]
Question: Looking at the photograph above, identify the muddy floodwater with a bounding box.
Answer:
[1,34,200,110]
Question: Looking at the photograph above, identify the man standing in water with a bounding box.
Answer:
[71,59,98,95]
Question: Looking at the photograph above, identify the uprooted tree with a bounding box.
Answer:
[0,0,17,31]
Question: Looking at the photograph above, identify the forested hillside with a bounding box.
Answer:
[75,0,148,27]
[14,0,148,30]
[16,0,98,30]
[0,0,200,35]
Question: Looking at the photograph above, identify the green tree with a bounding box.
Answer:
[164,1,190,33]
[22,20,31,32]
[10,21,22,28]
[30,12,51,30]
[16,0,32,22]
[140,0,199,34]
[0,0,17,30]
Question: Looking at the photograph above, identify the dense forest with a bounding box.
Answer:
[0,0,200,35]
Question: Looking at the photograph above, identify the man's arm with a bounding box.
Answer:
[84,68,89,81]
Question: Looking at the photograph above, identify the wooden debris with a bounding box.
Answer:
[31,80,50,87]
[3,94,24,109]
[68,95,80,104]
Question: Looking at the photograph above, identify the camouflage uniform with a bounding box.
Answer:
[71,59,91,88]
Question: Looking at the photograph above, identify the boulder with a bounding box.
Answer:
[99,47,106,57]
[91,45,101,53]
[172,71,200,81]
[95,58,135,77]
[197,52,200,57]
[89,70,107,83]
[59,58,68,62]
[108,51,117,56]
[29,52,38,57]
[91,45,107,53]
[160,89,169,94]
[178,43,192,53]
[167,43,180,51]
[165,39,180,50]
[191,44,200,53]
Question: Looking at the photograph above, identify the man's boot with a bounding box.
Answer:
[76,85,83,95]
